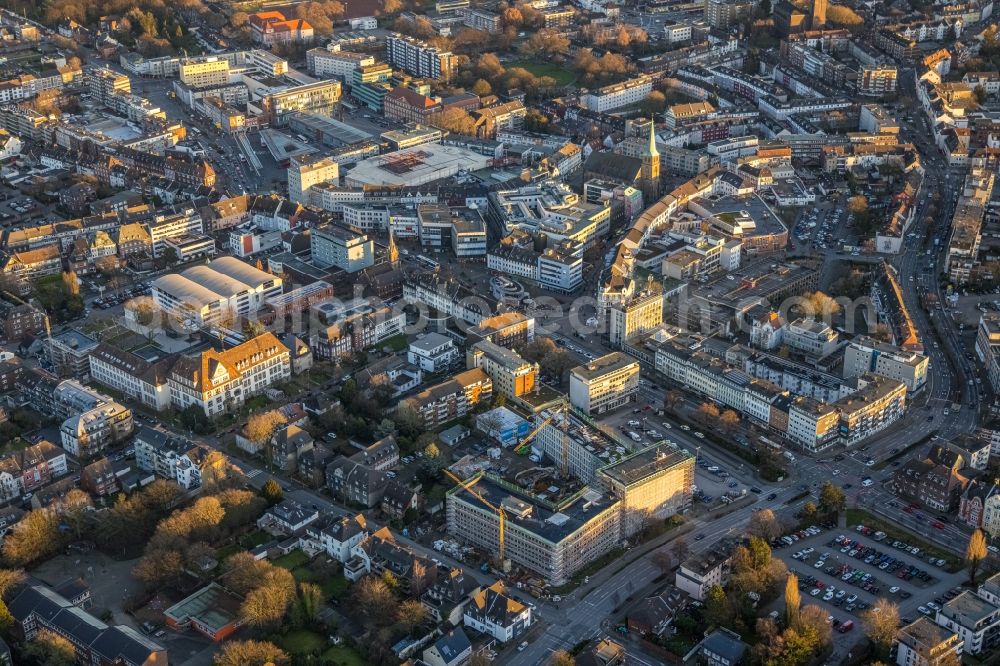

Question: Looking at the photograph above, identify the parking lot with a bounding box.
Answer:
[775,523,965,626]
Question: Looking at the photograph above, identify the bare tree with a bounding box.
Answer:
[748,508,783,541]
[861,598,900,656]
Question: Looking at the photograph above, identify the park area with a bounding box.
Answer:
[509,59,576,86]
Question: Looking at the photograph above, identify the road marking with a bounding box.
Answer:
[245,469,262,479]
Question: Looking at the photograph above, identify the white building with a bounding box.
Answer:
[569,352,640,414]
[783,317,840,359]
[934,592,1000,655]
[843,336,929,394]
[581,76,653,113]
[408,333,458,372]
[151,257,283,327]
[463,582,533,643]
[88,343,174,412]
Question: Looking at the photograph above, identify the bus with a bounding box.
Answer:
[416,254,439,270]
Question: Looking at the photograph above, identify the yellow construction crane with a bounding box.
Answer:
[443,468,507,566]
[512,402,571,478]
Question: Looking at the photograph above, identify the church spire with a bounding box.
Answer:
[387,228,399,265]
[646,117,659,158]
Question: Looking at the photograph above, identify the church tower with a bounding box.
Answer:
[639,118,661,200]
[387,228,400,265]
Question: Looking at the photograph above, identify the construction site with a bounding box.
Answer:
[444,401,696,587]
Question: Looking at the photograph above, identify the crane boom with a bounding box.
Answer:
[443,469,505,565]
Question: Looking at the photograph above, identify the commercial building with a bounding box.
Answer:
[168,332,290,417]
[178,58,230,88]
[45,328,98,381]
[569,352,640,415]
[263,80,342,126]
[977,313,1000,394]
[834,374,907,445]
[705,0,756,28]
[151,257,283,326]
[467,312,536,349]
[843,337,929,393]
[311,225,374,273]
[288,155,339,204]
[344,144,493,188]
[467,340,538,399]
[164,583,243,641]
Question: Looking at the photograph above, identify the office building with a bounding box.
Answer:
[288,155,339,204]
[447,473,621,585]
[311,225,374,273]
[599,446,695,537]
[608,288,663,348]
[263,80,341,126]
[843,337,929,393]
[569,352,640,415]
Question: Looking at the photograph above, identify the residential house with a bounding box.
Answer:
[381,479,422,520]
[627,585,688,636]
[422,627,473,666]
[894,445,970,512]
[423,567,480,625]
[79,457,118,496]
[256,499,319,534]
[934,591,1000,655]
[270,424,314,472]
[344,527,437,593]
[463,581,533,643]
[675,541,735,601]
[305,513,368,562]
[578,639,626,666]
[701,628,748,666]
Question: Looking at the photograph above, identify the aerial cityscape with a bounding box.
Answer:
[0,0,994,664]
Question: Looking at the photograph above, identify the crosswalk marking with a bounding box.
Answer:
[245,469,262,479]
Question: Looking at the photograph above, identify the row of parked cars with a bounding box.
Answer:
[857,524,950,568]
[775,524,832,547]
[797,572,870,614]
[831,533,937,584]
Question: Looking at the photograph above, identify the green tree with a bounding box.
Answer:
[704,584,730,627]
[291,581,323,627]
[260,479,283,505]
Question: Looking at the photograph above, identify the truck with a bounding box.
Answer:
[783,451,797,463]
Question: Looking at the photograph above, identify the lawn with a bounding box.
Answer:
[322,645,367,666]
[238,529,272,548]
[509,59,576,86]
[274,550,311,570]
[380,333,409,352]
[320,575,350,600]
[282,629,326,655]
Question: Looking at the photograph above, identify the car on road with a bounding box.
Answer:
[695,534,706,541]
[750,487,763,493]
[766,493,778,500]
